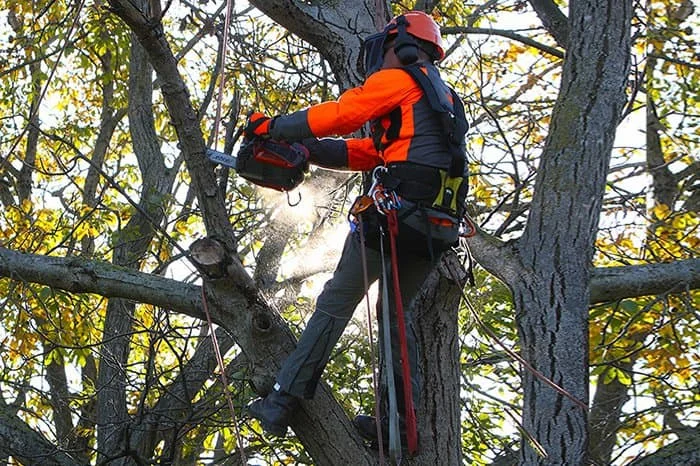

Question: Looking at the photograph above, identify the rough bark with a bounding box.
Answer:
[527,0,570,48]
[510,0,632,464]
[0,404,79,466]
[410,252,466,466]
[249,0,378,90]
[626,432,700,466]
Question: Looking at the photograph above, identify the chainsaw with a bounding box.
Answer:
[206,138,309,192]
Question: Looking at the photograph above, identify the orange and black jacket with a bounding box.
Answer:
[268,63,466,174]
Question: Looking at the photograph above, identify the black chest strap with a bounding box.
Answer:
[403,64,469,177]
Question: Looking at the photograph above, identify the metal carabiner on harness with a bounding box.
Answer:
[369,166,401,215]
[459,214,477,238]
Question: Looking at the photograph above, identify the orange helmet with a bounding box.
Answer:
[361,11,444,75]
[386,11,445,60]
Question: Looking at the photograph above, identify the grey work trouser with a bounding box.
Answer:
[276,229,438,409]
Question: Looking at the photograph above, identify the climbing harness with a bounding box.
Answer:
[402,63,469,178]
[373,177,419,460]
[352,167,420,461]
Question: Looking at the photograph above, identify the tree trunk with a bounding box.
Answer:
[589,363,633,465]
[96,8,175,461]
[510,0,632,464]
[411,253,466,466]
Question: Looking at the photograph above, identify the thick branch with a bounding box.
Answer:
[5,246,698,322]
[0,246,206,321]
[0,404,79,466]
[590,258,700,303]
[249,0,373,89]
[465,228,523,286]
[527,0,570,48]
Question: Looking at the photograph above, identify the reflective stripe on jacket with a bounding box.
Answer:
[269,65,457,172]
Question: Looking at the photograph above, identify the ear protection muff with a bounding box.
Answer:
[392,15,419,66]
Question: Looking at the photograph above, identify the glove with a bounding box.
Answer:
[244,112,272,138]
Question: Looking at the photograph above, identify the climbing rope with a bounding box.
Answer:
[445,266,588,411]
[211,0,234,152]
[205,0,248,463]
[367,166,419,459]
[200,287,247,464]
[357,217,387,465]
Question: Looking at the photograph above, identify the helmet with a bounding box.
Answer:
[361,11,444,76]
[386,11,444,60]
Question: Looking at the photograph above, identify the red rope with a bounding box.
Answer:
[445,267,588,411]
[211,0,234,151]
[386,210,418,456]
[201,287,247,464]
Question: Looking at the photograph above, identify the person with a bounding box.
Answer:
[245,10,469,448]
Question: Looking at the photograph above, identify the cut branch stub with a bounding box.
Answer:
[190,237,231,278]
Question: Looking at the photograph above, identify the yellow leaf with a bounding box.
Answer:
[652,203,670,219]
[21,198,33,213]
[175,220,188,234]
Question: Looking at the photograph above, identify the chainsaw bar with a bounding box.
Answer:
[206,148,238,170]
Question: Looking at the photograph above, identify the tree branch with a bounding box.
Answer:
[627,430,700,466]
[527,0,570,48]
[442,26,564,58]
[0,404,80,466]
[4,247,698,321]
[589,258,700,303]
[0,246,206,322]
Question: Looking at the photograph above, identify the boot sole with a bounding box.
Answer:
[258,419,288,437]
[247,405,288,437]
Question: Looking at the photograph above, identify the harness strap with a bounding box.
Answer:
[403,64,469,177]
[386,210,419,456]
[378,227,403,464]
[357,218,386,465]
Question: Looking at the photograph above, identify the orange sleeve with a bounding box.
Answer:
[345,138,382,171]
[306,69,420,137]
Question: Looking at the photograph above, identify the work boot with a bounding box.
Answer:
[354,414,414,455]
[247,388,300,436]
[353,414,387,443]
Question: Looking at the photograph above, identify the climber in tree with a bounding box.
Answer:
[245,10,469,450]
